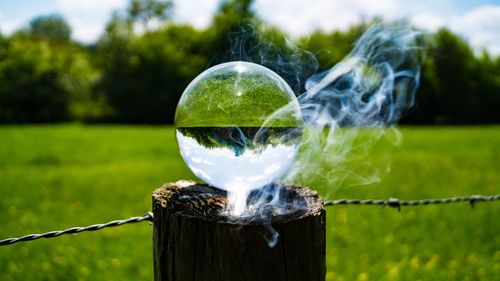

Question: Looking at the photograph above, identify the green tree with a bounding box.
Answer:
[0,33,97,123]
[299,23,369,72]
[0,38,68,122]
[208,0,317,93]
[473,52,500,123]
[96,24,209,123]
[29,14,71,41]
[127,0,173,29]
[213,0,255,27]
[209,0,258,64]
[300,25,500,125]
[403,28,477,124]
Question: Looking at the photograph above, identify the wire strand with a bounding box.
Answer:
[0,212,153,246]
[323,194,500,210]
[1,194,499,246]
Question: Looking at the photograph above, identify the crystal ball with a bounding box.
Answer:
[174,61,302,194]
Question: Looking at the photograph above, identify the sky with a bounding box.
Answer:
[1,0,499,55]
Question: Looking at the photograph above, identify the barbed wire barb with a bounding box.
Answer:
[1,194,499,247]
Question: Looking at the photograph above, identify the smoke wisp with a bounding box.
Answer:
[213,22,425,246]
[282,24,424,197]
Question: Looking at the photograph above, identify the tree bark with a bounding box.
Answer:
[153,180,325,281]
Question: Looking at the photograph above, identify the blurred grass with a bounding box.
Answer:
[0,124,498,280]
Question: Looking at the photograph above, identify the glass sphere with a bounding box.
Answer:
[175,61,302,194]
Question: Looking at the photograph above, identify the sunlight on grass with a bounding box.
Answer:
[0,125,498,280]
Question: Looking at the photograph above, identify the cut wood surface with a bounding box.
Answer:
[153,180,326,281]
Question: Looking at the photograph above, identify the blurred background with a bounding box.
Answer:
[0,0,499,280]
[0,0,499,124]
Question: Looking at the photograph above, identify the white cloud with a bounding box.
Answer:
[254,0,400,36]
[66,0,219,41]
[55,0,127,12]
[172,0,219,29]
[171,0,401,35]
[0,14,108,43]
[411,12,445,32]
[67,18,105,43]
[170,0,500,56]
[2,0,500,55]
[54,0,129,43]
[408,5,500,56]
[449,5,500,55]
[0,20,24,35]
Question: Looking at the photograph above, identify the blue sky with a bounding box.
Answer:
[1,0,499,55]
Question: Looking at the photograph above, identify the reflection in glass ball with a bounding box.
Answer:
[174,61,302,214]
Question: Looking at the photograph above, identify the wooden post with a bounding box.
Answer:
[153,180,325,281]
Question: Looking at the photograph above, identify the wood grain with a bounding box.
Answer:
[153,180,326,281]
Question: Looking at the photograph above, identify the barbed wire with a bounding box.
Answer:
[1,194,499,246]
[0,212,153,246]
[323,194,500,211]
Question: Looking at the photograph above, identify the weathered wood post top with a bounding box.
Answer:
[153,180,326,281]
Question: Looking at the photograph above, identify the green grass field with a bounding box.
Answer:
[0,125,498,281]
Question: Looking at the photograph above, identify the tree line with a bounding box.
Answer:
[0,0,499,124]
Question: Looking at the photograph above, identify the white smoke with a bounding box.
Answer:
[218,22,425,246]
[282,23,423,197]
